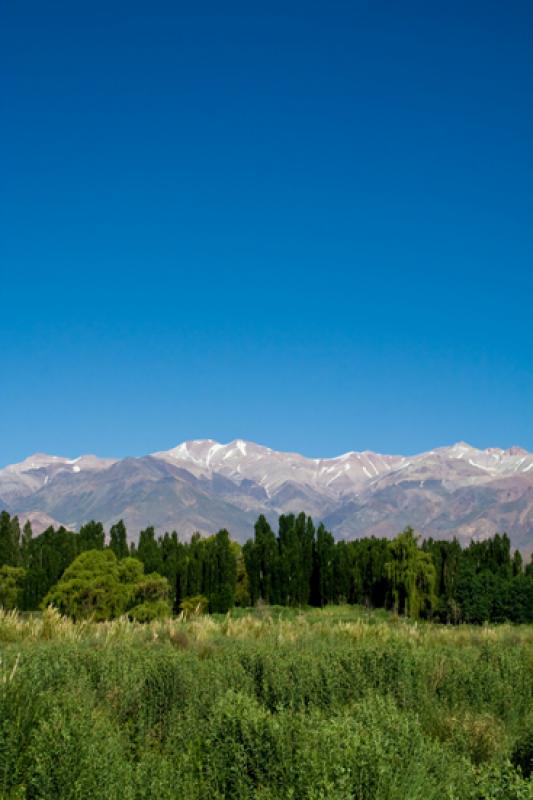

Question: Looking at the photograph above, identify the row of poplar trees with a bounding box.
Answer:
[1,509,533,621]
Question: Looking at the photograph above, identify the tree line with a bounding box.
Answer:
[1,509,533,622]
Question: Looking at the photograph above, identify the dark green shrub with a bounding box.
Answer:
[511,724,533,779]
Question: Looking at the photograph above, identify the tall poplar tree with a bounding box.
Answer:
[137,526,163,574]
[313,523,336,606]
[206,529,237,613]
[21,520,33,568]
[78,520,105,551]
[0,512,21,567]
[248,515,279,604]
[109,520,129,559]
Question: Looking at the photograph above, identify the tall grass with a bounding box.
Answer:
[0,606,532,798]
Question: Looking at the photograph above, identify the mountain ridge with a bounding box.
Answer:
[1,439,532,551]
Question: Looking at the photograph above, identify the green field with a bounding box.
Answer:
[1,606,532,799]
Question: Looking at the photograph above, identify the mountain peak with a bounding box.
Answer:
[450,441,475,451]
[506,445,528,456]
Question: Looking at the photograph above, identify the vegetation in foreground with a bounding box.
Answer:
[0,605,532,799]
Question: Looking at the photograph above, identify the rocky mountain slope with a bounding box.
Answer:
[1,440,532,550]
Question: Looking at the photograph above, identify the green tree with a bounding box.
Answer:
[109,520,129,559]
[137,526,163,574]
[242,539,259,604]
[423,538,462,622]
[332,540,355,603]
[78,520,105,551]
[42,549,171,621]
[186,533,204,598]
[231,540,250,606]
[205,530,237,613]
[0,512,21,567]
[20,519,33,568]
[0,565,26,609]
[43,549,128,620]
[297,513,315,604]
[385,528,437,619]
[128,569,172,622]
[278,514,302,605]
[312,523,336,606]
[507,573,533,623]
[243,515,279,605]
[159,531,187,612]
[22,525,79,610]
[512,549,523,577]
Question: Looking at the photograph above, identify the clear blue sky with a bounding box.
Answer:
[1,0,532,465]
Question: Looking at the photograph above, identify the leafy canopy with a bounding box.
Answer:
[0,565,26,610]
[385,527,437,618]
[43,549,171,621]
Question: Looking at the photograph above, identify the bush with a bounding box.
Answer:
[42,550,171,622]
[128,600,171,623]
[511,723,533,779]
[180,595,208,617]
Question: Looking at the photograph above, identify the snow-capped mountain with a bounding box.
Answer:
[1,440,532,551]
[0,453,117,501]
[153,439,405,496]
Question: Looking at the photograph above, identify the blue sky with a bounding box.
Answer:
[1,0,532,464]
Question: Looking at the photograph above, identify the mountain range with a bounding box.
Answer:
[1,440,532,551]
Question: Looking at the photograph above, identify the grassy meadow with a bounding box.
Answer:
[1,605,532,799]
